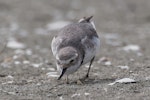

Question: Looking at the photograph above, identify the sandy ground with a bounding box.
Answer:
[0,0,150,100]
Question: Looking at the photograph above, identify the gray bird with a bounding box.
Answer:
[51,16,100,83]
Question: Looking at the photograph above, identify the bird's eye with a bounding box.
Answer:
[70,59,74,63]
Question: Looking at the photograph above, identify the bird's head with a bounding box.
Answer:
[56,46,80,80]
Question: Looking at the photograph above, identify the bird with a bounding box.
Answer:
[51,16,100,83]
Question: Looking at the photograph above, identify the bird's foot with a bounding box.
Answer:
[76,75,89,85]
[76,79,83,85]
[82,74,89,80]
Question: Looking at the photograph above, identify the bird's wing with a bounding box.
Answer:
[81,36,100,64]
[51,36,63,56]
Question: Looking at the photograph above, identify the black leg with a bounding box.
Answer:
[86,57,95,78]
[66,75,69,84]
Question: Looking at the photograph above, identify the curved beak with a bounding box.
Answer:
[57,68,67,80]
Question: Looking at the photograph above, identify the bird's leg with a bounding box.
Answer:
[65,75,69,84]
[85,57,95,78]
[76,57,95,84]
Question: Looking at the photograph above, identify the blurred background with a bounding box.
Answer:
[0,0,150,32]
[0,0,150,53]
[0,0,150,99]
[0,0,150,62]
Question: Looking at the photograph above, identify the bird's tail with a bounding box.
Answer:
[78,16,96,30]
[78,16,93,23]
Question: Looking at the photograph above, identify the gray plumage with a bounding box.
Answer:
[51,16,100,81]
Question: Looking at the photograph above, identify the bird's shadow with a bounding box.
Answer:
[70,77,116,85]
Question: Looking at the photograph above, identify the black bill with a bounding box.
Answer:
[57,68,67,80]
